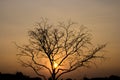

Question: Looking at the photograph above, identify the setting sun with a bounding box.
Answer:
[53,62,58,69]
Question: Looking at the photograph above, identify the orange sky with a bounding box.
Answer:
[0,0,120,79]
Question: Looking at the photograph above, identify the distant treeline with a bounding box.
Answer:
[83,75,120,80]
[0,72,120,80]
[0,72,41,80]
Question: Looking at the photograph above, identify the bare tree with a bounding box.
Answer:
[16,18,106,80]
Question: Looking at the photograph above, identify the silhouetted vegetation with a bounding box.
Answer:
[16,18,106,80]
[66,78,72,80]
[0,72,120,80]
[0,72,42,80]
[84,75,120,80]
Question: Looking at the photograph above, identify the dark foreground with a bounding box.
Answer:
[0,72,41,80]
[0,72,120,80]
[83,75,120,80]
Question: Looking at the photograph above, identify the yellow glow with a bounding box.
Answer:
[53,62,58,69]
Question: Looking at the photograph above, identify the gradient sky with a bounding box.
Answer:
[0,0,120,79]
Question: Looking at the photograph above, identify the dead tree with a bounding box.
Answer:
[16,18,106,80]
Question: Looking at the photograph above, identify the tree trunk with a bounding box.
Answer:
[52,69,56,80]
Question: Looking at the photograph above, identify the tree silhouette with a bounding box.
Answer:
[16,18,106,80]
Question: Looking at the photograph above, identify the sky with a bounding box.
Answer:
[0,0,120,79]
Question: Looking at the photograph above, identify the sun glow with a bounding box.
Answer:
[53,62,58,69]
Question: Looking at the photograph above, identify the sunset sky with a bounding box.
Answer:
[0,0,120,79]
